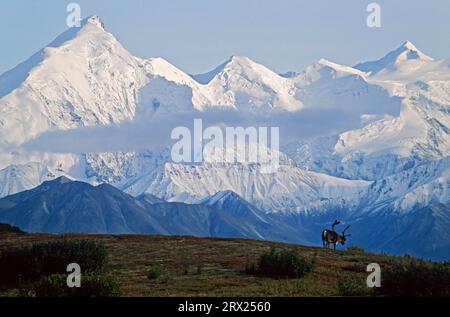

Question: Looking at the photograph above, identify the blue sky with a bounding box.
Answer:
[0,0,448,75]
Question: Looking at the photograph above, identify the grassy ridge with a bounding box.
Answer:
[0,223,23,233]
[0,233,445,297]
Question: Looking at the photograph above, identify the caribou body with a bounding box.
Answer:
[322,220,351,250]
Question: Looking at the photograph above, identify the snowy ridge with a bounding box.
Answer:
[0,162,65,197]
[120,162,370,213]
[362,157,450,213]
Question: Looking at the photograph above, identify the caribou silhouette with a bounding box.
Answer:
[322,220,351,250]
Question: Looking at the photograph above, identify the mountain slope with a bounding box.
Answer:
[199,190,312,244]
[354,157,450,214]
[121,162,370,213]
[0,177,166,234]
[346,203,450,261]
[0,162,61,198]
[290,58,401,117]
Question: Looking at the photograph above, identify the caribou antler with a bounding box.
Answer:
[342,225,351,237]
[331,220,340,231]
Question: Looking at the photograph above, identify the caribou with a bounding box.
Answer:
[322,220,351,250]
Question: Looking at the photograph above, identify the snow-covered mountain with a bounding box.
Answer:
[361,157,450,213]
[291,58,400,116]
[0,162,61,198]
[0,16,150,147]
[120,162,370,213]
[355,41,434,76]
[284,41,450,182]
[0,15,449,258]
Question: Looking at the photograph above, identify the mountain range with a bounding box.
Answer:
[0,16,449,260]
[0,177,305,243]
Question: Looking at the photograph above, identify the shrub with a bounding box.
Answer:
[255,248,313,278]
[0,239,107,288]
[147,269,161,280]
[195,265,203,275]
[337,278,373,296]
[380,259,450,297]
[25,274,120,297]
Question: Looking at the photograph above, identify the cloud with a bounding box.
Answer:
[22,108,365,154]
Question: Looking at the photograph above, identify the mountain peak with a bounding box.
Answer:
[45,176,73,185]
[355,40,433,75]
[0,15,110,98]
[200,190,243,205]
[227,55,251,64]
[394,40,432,61]
[191,55,257,84]
[213,190,242,200]
[401,40,418,51]
[218,55,259,71]
[82,15,105,30]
